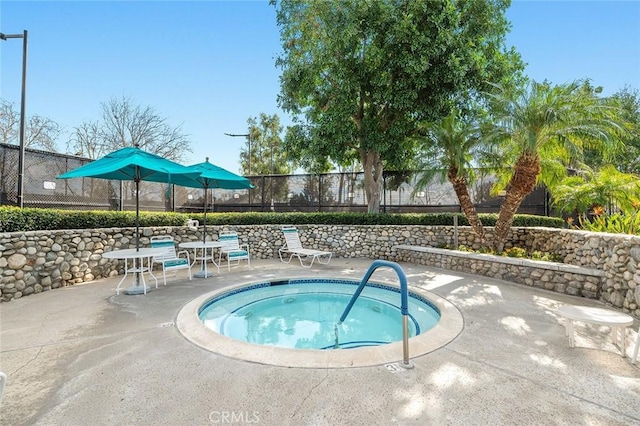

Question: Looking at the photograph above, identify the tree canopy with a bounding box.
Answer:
[67,96,191,162]
[483,80,627,249]
[242,113,292,176]
[273,0,524,212]
[1,99,61,152]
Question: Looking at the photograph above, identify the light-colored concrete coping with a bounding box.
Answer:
[176,277,463,368]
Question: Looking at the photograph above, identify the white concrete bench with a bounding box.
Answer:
[557,305,634,358]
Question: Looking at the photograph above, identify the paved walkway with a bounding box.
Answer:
[1,259,639,425]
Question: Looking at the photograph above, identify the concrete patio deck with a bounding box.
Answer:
[1,259,639,425]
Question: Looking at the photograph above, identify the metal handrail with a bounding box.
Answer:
[337,260,413,368]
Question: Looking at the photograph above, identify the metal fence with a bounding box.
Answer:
[0,143,551,215]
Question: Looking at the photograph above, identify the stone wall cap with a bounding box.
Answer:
[393,245,604,277]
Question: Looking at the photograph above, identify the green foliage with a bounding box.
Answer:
[579,211,640,235]
[456,244,562,262]
[0,207,63,232]
[503,247,527,258]
[0,207,187,232]
[585,87,640,173]
[274,0,524,212]
[414,109,487,239]
[530,250,563,262]
[550,165,640,215]
[481,79,628,250]
[0,207,563,233]
[243,113,293,176]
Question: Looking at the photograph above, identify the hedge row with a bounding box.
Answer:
[0,206,564,233]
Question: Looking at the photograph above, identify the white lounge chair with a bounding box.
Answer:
[279,226,332,268]
[217,231,250,271]
[150,235,192,285]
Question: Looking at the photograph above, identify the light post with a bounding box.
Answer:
[224,132,252,175]
[224,132,252,211]
[269,139,274,211]
[1,30,28,208]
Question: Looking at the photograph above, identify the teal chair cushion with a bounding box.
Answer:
[229,250,248,258]
[164,258,189,268]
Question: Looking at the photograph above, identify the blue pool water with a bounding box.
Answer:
[199,279,441,349]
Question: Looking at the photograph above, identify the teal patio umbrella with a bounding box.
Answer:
[57,146,201,250]
[182,157,254,244]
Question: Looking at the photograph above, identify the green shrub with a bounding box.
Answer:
[0,206,565,233]
[579,211,640,235]
[504,247,527,258]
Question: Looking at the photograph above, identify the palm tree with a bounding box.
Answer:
[550,164,640,217]
[484,80,625,251]
[415,110,486,243]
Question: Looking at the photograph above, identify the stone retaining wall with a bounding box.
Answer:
[1,225,639,317]
[393,245,604,298]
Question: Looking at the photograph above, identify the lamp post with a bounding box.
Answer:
[224,132,252,175]
[224,132,253,211]
[1,30,28,208]
[269,139,274,211]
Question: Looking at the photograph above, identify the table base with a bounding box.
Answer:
[124,284,151,295]
[194,270,214,279]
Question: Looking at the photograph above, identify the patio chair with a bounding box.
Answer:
[279,226,332,268]
[150,235,192,285]
[217,231,250,271]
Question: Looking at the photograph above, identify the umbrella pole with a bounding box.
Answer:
[136,178,140,252]
[194,184,210,279]
[125,175,148,295]
[202,186,207,245]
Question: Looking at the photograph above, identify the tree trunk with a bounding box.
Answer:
[493,153,540,251]
[361,149,383,213]
[448,167,485,243]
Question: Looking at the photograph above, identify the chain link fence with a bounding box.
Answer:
[0,143,551,215]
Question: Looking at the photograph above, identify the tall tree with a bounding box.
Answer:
[484,80,626,250]
[606,87,640,174]
[415,110,486,242]
[273,0,523,212]
[67,96,191,161]
[1,99,61,151]
[243,113,292,175]
[67,121,105,159]
[243,113,293,209]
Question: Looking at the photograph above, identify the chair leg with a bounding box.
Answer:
[632,328,639,365]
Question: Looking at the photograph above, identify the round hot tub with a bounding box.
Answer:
[177,277,463,368]
[199,279,440,349]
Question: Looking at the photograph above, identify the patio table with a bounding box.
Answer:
[557,305,634,357]
[102,247,166,295]
[179,241,223,278]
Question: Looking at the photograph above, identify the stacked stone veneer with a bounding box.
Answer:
[1,225,639,317]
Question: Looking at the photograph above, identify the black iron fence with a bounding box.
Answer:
[0,143,551,215]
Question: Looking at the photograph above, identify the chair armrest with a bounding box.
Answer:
[177,250,191,262]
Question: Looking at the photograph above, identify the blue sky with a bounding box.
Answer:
[2,1,639,174]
